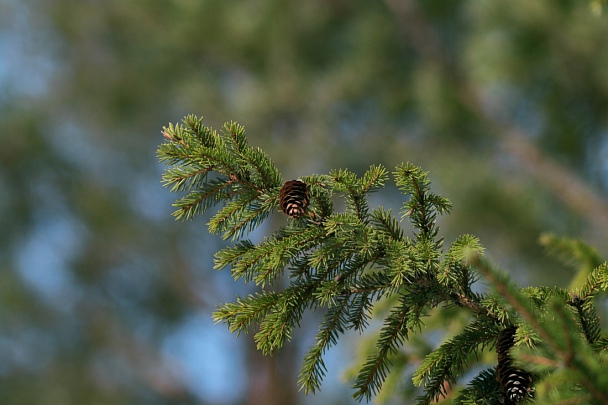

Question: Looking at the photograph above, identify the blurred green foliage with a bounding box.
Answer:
[1,0,608,403]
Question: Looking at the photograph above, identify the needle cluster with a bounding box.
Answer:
[158,116,608,404]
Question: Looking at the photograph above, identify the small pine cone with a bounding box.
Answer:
[496,326,516,364]
[503,368,533,403]
[279,180,309,218]
[496,326,533,404]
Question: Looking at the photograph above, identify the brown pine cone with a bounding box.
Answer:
[496,326,533,404]
[279,180,309,218]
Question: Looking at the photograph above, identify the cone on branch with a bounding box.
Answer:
[496,326,533,404]
[279,180,309,218]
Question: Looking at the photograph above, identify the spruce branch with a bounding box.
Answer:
[158,115,281,238]
[413,319,501,404]
[371,207,404,241]
[577,262,608,300]
[454,368,503,405]
[212,291,282,336]
[466,252,555,348]
[540,233,603,273]
[544,300,608,404]
[567,295,602,348]
[159,116,608,403]
[469,253,608,403]
[394,163,451,240]
[352,293,415,401]
[299,295,351,394]
[540,233,604,290]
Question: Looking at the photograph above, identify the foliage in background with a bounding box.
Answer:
[159,116,608,404]
[3,0,608,403]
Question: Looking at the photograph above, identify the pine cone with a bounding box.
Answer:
[496,326,533,404]
[279,180,309,218]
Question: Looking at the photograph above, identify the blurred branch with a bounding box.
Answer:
[385,0,608,234]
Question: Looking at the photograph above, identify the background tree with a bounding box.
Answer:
[1,0,608,404]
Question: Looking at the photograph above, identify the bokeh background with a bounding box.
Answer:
[2,0,608,404]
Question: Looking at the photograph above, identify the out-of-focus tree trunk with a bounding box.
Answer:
[244,338,299,405]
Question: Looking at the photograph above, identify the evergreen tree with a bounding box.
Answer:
[159,115,608,404]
